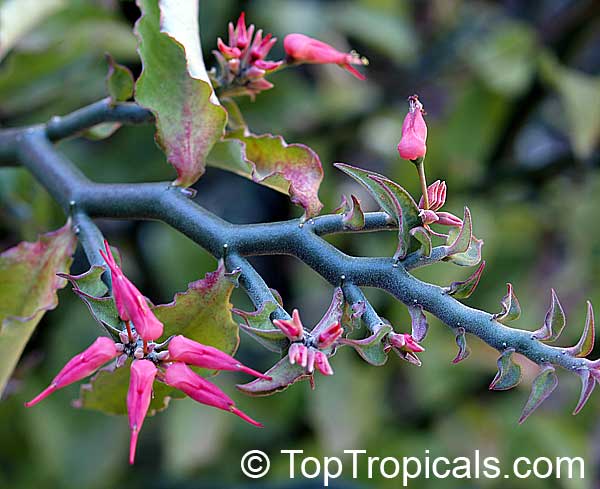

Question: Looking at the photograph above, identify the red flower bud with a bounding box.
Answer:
[164,362,262,427]
[317,322,343,349]
[217,38,241,59]
[397,95,427,161]
[283,33,367,80]
[273,309,304,341]
[25,337,118,407]
[314,351,334,376]
[99,240,163,342]
[388,333,425,353]
[127,359,157,465]
[168,335,270,379]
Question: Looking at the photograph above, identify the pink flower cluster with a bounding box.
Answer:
[418,180,463,228]
[26,241,268,465]
[273,309,342,376]
[215,13,367,97]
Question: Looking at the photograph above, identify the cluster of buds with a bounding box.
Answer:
[273,309,343,376]
[26,241,269,465]
[386,332,425,365]
[214,12,282,98]
[419,180,463,228]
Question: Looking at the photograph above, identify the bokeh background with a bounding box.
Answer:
[1,0,599,488]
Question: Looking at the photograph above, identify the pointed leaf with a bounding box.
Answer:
[222,98,247,131]
[446,261,486,299]
[237,357,312,397]
[0,222,76,394]
[445,207,472,255]
[135,0,226,187]
[408,305,428,343]
[152,262,239,355]
[532,289,566,341]
[573,369,596,415]
[311,287,345,338]
[489,348,522,390]
[519,364,558,424]
[567,301,595,358]
[234,302,287,353]
[207,133,324,218]
[493,283,521,323]
[452,327,471,364]
[105,53,134,104]
[76,360,177,415]
[410,226,432,257]
[367,174,421,260]
[342,195,366,231]
[339,325,392,366]
[58,265,108,298]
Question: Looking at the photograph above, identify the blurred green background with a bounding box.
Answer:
[1,0,599,488]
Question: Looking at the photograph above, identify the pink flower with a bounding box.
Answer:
[99,240,164,342]
[287,344,334,376]
[397,95,427,161]
[167,335,270,379]
[418,181,462,228]
[127,359,157,465]
[317,322,343,349]
[283,33,367,80]
[25,337,118,407]
[164,362,262,427]
[388,333,425,353]
[273,309,304,341]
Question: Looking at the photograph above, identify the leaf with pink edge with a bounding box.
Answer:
[408,305,428,343]
[445,208,472,255]
[135,0,227,187]
[339,325,392,366]
[311,287,345,339]
[452,327,471,364]
[76,360,178,416]
[0,222,76,394]
[566,301,595,358]
[493,283,521,323]
[236,357,312,397]
[444,225,484,267]
[489,348,522,390]
[334,195,365,231]
[573,369,596,415]
[234,302,288,353]
[410,226,432,257]
[532,289,566,341]
[518,364,558,424]
[445,261,486,299]
[207,131,324,218]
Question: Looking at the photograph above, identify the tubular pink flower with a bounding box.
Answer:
[314,351,334,376]
[253,59,283,71]
[397,95,427,160]
[99,240,163,342]
[273,309,304,341]
[164,362,262,427]
[25,337,118,407]
[388,333,425,353]
[436,212,463,227]
[167,335,270,379]
[317,322,343,349]
[419,180,447,211]
[127,359,157,465]
[250,31,278,61]
[283,33,367,80]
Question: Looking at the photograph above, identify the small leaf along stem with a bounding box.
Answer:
[414,158,429,210]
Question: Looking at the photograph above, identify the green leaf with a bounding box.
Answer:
[234,302,288,353]
[207,132,324,218]
[452,327,470,364]
[237,357,312,397]
[445,261,486,299]
[573,369,596,415]
[445,207,472,255]
[0,221,76,394]
[82,122,122,141]
[519,364,558,424]
[105,53,134,104]
[335,195,365,231]
[540,53,600,159]
[410,226,432,257]
[339,325,392,366]
[493,283,521,323]
[76,360,175,416]
[532,288,566,342]
[567,301,595,358]
[135,0,226,187]
[489,348,522,391]
[222,98,247,131]
[59,265,107,298]
[153,262,239,355]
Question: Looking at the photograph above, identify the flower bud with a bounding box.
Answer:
[419,180,447,211]
[388,333,425,353]
[164,362,262,427]
[317,322,343,349]
[436,212,463,227]
[397,95,427,161]
[419,209,439,225]
[127,360,157,465]
[288,343,308,367]
[314,351,334,376]
[25,337,118,407]
[283,33,367,80]
[273,309,304,341]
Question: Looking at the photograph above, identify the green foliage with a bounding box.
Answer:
[105,54,134,105]
[0,222,75,394]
